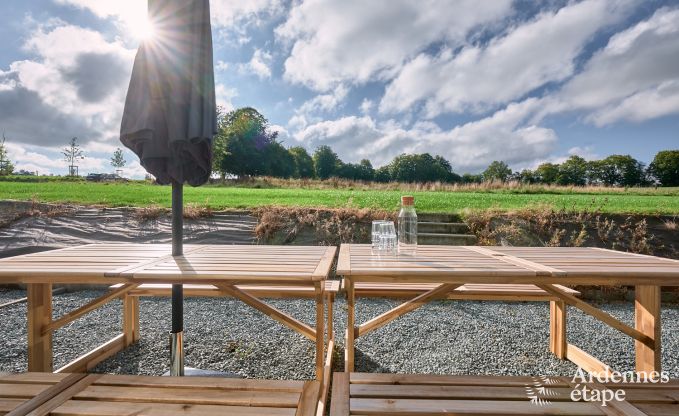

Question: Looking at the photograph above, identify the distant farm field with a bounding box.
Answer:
[1,181,679,214]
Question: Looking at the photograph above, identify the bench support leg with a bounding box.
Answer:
[345,278,355,372]
[123,295,140,346]
[327,293,334,342]
[315,282,325,381]
[635,285,661,374]
[550,300,566,359]
[28,283,53,372]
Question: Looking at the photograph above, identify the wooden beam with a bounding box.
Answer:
[566,343,614,377]
[296,381,321,416]
[537,284,655,349]
[315,282,325,381]
[55,334,126,374]
[316,339,334,416]
[345,279,355,372]
[123,295,140,346]
[550,300,567,359]
[356,284,461,338]
[635,285,661,374]
[329,372,350,416]
[4,373,87,416]
[44,284,139,335]
[20,374,101,416]
[27,283,53,372]
[217,284,316,341]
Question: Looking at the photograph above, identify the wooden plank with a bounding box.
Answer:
[635,285,661,374]
[349,398,604,415]
[27,284,52,373]
[566,343,614,377]
[44,284,139,334]
[349,373,567,387]
[72,385,301,407]
[464,246,565,276]
[345,279,355,372]
[55,335,126,374]
[50,401,297,416]
[356,284,461,338]
[550,300,567,359]
[336,245,351,276]
[92,374,305,391]
[315,282,325,381]
[312,246,337,280]
[295,381,320,416]
[317,339,334,416]
[122,295,140,346]
[329,373,349,416]
[216,284,316,341]
[4,373,87,416]
[537,284,655,348]
[23,374,101,416]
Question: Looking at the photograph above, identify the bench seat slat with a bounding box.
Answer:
[51,400,297,416]
[112,281,340,298]
[349,282,580,299]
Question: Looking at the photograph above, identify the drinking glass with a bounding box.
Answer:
[380,221,397,253]
[371,220,388,250]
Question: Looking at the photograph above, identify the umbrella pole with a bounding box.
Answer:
[170,180,184,376]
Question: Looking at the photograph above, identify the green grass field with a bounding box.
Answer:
[1,181,678,214]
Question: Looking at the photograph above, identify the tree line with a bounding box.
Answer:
[213,107,679,187]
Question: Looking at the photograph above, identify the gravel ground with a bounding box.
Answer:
[1,287,679,379]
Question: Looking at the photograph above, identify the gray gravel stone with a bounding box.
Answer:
[1,288,678,379]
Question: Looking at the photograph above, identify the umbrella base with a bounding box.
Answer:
[170,331,184,376]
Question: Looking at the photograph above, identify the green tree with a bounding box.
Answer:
[213,107,279,178]
[313,145,341,179]
[373,165,391,182]
[557,155,588,186]
[263,141,295,178]
[62,137,84,176]
[357,159,375,181]
[513,169,537,184]
[289,146,314,178]
[461,173,483,184]
[483,161,512,182]
[648,150,679,186]
[111,148,126,170]
[592,155,645,187]
[386,153,459,183]
[535,163,559,184]
[0,132,15,176]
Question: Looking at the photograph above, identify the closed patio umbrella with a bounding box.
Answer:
[120,0,217,376]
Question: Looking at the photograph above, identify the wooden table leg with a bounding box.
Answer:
[345,278,355,372]
[327,292,334,342]
[315,282,325,381]
[123,295,140,346]
[550,300,567,359]
[635,285,661,374]
[28,283,53,372]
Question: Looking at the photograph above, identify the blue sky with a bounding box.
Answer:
[1,0,678,178]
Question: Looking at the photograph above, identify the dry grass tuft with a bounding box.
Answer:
[184,203,213,220]
[133,205,168,222]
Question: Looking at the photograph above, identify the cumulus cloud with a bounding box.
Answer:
[380,0,633,117]
[546,7,679,125]
[240,48,273,79]
[294,99,557,171]
[0,23,134,148]
[276,0,513,91]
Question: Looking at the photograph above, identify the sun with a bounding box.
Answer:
[118,2,155,41]
[133,18,156,41]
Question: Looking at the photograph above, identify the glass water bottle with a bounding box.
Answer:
[398,196,417,253]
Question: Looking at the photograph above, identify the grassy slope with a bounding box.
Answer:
[1,181,679,214]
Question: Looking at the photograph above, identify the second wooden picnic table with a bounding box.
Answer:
[337,244,679,374]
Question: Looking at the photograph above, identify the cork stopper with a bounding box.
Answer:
[401,195,414,206]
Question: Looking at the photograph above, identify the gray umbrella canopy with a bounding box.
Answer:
[121,0,216,186]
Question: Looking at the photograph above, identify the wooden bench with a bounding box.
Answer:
[0,372,319,416]
[344,281,580,360]
[330,372,679,415]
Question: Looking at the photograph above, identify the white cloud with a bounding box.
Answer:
[546,7,679,125]
[276,0,513,91]
[210,0,283,28]
[215,83,238,112]
[287,85,348,129]
[294,99,557,171]
[240,48,273,79]
[379,0,633,117]
[360,99,374,114]
[0,23,135,147]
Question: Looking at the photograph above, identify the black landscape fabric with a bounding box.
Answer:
[120,0,217,186]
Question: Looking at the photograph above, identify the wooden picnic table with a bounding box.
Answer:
[0,372,319,416]
[337,244,679,375]
[0,243,336,381]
